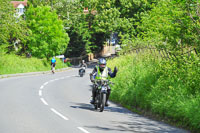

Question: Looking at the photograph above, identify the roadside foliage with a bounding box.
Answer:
[0,54,68,74]
[25,5,69,59]
[108,50,200,132]
[0,0,29,55]
[107,0,200,131]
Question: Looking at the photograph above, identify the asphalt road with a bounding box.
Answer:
[0,67,189,133]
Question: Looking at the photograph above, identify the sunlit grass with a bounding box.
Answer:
[0,54,70,75]
[107,52,200,131]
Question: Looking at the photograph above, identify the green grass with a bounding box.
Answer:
[107,52,200,132]
[0,54,70,75]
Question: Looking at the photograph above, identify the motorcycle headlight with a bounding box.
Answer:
[101,86,107,91]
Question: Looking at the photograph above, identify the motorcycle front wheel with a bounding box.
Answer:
[100,93,106,112]
[94,95,99,110]
[80,73,83,77]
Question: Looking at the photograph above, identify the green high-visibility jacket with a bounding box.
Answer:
[95,66,109,80]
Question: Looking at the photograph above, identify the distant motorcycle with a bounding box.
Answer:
[93,79,112,112]
[79,67,86,77]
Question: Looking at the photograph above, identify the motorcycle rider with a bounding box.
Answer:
[79,60,87,74]
[80,60,87,69]
[90,58,118,106]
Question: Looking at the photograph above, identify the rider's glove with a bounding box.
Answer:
[114,67,118,73]
[90,73,94,82]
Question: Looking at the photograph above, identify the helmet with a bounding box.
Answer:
[99,58,106,69]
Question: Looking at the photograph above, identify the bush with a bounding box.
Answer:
[107,52,200,131]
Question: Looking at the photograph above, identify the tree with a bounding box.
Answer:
[26,5,69,59]
[138,0,197,51]
[28,0,54,7]
[54,0,95,57]
[52,0,159,56]
[0,0,29,55]
[183,0,200,50]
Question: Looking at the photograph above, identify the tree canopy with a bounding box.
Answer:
[25,5,69,59]
[138,0,200,50]
[1,0,199,57]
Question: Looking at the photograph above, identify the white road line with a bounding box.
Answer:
[40,86,44,89]
[50,108,69,120]
[78,127,90,133]
[44,82,48,85]
[39,90,42,96]
[40,98,48,105]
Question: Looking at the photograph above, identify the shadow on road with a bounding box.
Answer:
[84,116,187,133]
[85,123,185,133]
[70,102,136,114]
[70,102,188,133]
[70,102,94,111]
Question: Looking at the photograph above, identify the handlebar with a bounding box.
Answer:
[94,79,114,85]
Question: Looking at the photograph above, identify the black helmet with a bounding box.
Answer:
[99,58,106,69]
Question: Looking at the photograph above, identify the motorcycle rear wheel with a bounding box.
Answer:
[52,67,55,74]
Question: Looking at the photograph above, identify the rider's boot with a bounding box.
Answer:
[105,89,111,106]
[90,97,95,104]
[90,89,96,104]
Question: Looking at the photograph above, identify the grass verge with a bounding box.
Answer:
[107,52,200,132]
[0,54,71,75]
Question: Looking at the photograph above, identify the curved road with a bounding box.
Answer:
[0,68,188,133]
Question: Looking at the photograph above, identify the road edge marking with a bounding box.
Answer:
[40,98,48,105]
[39,90,42,96]
[77,127,90,133]
[40,85,44,89]
[50,108,69,120]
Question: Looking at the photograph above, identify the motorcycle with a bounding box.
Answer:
[79,67,86,77]
[93,79,112,112]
